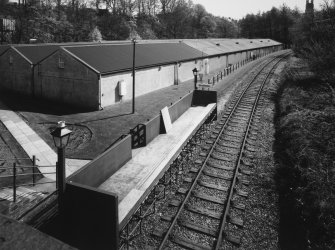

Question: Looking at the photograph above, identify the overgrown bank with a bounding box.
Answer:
[274,57,335,249]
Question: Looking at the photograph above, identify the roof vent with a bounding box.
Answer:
[216,43,220,46]
[260,40,263,42]
[236,42,239,44]
[250,41,253,43]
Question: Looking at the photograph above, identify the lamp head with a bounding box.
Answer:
[192,67,198,76]
[51,121,72,149]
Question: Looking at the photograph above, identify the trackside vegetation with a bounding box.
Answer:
[275,1,335,248]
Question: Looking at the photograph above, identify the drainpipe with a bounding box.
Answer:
[98,74,103,110]
[31,64,36,97]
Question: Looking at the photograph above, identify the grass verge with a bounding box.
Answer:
[274,57,335,249]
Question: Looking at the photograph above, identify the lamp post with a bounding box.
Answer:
[192,68,198,90]
[132,38,136,114]
[51,121,72,213]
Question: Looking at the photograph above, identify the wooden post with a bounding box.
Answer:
[13,163,16,202]
[32,155,36,186]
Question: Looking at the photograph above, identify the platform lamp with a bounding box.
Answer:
[192,68,198,90]
[51,121,72,212]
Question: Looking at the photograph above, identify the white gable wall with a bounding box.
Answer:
[100,64,174,108]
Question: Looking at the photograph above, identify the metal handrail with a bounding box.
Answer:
[0,165,56,170]
[2,181,56,190]
[0,155,56,202]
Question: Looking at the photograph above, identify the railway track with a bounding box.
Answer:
[147,51,291,250]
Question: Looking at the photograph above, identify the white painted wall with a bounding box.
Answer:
[178,60,202,83]
[101,64,174,107]
[208,56,227,73]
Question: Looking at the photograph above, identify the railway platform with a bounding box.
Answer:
[98,101,216,227]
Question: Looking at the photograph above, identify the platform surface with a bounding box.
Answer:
[98,103,216,226]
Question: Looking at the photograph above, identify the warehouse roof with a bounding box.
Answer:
[13,45,60,64]
[182,39,281,56]
[64,43,205,74]
[9,42,107,65]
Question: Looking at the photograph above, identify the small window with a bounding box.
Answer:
[9,55,13,64]
[195,60,197,64]
[158,66,162,71]
[58,56,64,69]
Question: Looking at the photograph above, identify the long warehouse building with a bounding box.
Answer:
[0,39,283,110]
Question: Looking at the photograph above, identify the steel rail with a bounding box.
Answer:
[214,52,291,249]
[158,51,291,250]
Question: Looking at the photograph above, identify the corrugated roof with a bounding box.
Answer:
[64,43,205,74]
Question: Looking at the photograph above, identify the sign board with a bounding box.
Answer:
[161,106,172,133]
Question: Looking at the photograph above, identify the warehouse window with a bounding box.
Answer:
[58,56,65,69]
[9,55,13,64]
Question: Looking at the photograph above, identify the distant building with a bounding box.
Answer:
[6,0,41,6]
[305,0,314,22]
[0,17,15,44]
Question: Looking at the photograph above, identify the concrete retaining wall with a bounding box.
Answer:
[64,182,119,250]
[68,135,132,187]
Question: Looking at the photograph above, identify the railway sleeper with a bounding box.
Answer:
[210,153,235,163]
[228,215,244,227]
[214,149,236,157]
[226,127,246,134]
[179,219,217,237]
[241,159,254,167]
[185,204,222,220]
[152,228,166,238]
[231,200,246,211]
[184,177,193,183]
[189,167,200,174]
[169,199,181,207]
[203,169,233,181]
[245,145,257,153]
[239,169,252,176]
[177,187,189,195]
[172,235,212,250]
[224,233,242,246]
[223,137,242,144]
[198,179,229,192]
[207,162,234,171]
[234,188,249,198]
[193,191,225,205]
[236,107,252,112]
[200,152,208,157]
[217,142,240,149]
[161,214,174,222]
